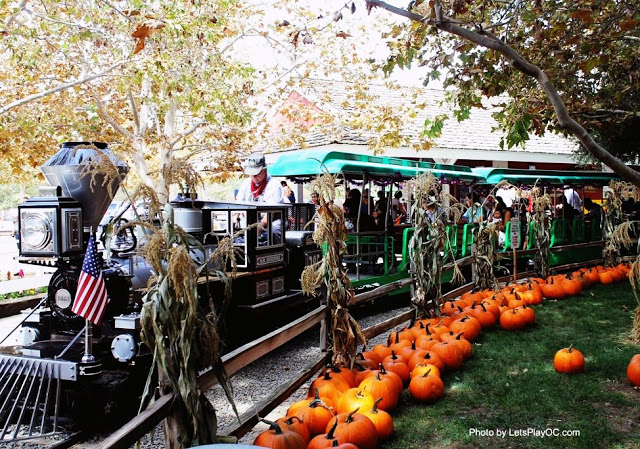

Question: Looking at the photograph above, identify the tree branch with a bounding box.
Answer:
[3,0,28,29]
[0,60,129,115]
[169,120,207,149]
[95,97,135,142]
[364,0,640,188]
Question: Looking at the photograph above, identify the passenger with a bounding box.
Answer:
[236,153,284,243]
[343,189,376,232]
[309,192,320,207]
[489,209,506,248]
[563,185,583,216]
[424,196,445,224]
[559,195,579,220]
[391,191,406,224]
[458,193,483,224]
[584,198,602,220]
[483,194,496,219]
[281,181,296,204]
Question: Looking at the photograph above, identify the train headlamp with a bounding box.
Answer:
[21,210,55,253]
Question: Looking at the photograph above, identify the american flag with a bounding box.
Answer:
[71,234,109,325]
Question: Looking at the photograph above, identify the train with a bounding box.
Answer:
[0,143,627,442]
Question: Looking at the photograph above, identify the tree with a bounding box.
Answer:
[360,0,640,186]
[1,1,254,200]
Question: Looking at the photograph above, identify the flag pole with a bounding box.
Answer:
[81,227,95,363]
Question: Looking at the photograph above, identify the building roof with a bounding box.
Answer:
[259,79,581,164]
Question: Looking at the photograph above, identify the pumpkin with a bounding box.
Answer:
[364,364,403,395]
[326,409,379,449]
[408,350,445,373]
[353,362,374,385]
[361,397,394,441]
[382,352,411,385]
[326,364,358,388]
[371,343,393,361]
[253,419,307,449]
[288,389,331,417]
[627,354,640,386]
[408,370,445,403]
[307,419,343,449]
[554,346,585,374]
[308,371,350,407]
[336,387,376,415]
[515,305,536,325]
[354,352,379,370]
[560,274,582,297]
[358,372,400,411]
[499,308,527,331]
[451,333,473,360]
[599,270,615,285]
[275,416,311,443]
[542,277,566,300]
[431,341,464,371]
[410,363,441,379]
[287,397,335,436]
[449,315,481,342]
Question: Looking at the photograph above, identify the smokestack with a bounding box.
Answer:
[40,142,129,230]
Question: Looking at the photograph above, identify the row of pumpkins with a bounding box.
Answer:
[252,263,638,449]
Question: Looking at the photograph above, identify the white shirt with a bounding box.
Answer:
[564,188,583,212]
[236,174,284,203]
[496,187,516,208]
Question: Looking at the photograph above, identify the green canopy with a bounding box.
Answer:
[472,167,620,186]
[268,150,484,182]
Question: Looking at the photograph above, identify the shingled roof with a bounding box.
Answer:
[259,79,580,163]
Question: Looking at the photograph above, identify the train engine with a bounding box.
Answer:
[0,142,322,442]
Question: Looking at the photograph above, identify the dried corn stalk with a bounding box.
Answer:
[630,256,640,343]
[603,181,638,267]
[531,186,551,278]
[301,173,365,366]
[139,204,236,447]
[403,173,464,318]
[473,222,500,291]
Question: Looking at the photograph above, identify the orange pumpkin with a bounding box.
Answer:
[336,387,376,415]
[410,363,441,379]
[431,341,464,371]
[287,397,335,436]
[275,416,311,444]
[500,308,527,331]
[360,397,394,441]
[627,354,640,386]
[449,315,481,341]
[326,410,379,449]
[554,346,585,374]
[358,372,400,411]
[408,370,445,403]
[253,419,307,449]
[542,277,566,300]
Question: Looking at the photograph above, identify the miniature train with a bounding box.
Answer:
[0,143,627,442]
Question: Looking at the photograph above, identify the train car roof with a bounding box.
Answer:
[172,200,291,210]
[472,167,621,186]
[268,150,484,182]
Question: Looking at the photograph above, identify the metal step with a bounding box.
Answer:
[0,355,73,442]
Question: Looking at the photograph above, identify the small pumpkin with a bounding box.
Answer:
[326,409,379,449]
[358,372,400,411]
[275,416,311,444]
[253,418,307,449]
[287,397,335,436]
[554,346,585,374]
[336,387,376,415]
[408,369,445,403]
[627,354,640,386]
[431,341,464,371]
[360,397,394,441]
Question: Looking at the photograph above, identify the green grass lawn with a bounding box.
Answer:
[382,282,640,449]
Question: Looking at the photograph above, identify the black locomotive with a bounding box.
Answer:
[0,142,321,441]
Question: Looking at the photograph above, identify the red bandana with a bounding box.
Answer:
[251,179,267,199]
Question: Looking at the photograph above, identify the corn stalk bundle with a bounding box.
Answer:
[404,173,465,318]
[301,173,365,367]
[531,186,551,278]
[472,221,500,291]
[603,180,637,267]
[138,204,236,447]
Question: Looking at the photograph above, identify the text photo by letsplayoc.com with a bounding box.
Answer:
[469,427,581,439]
